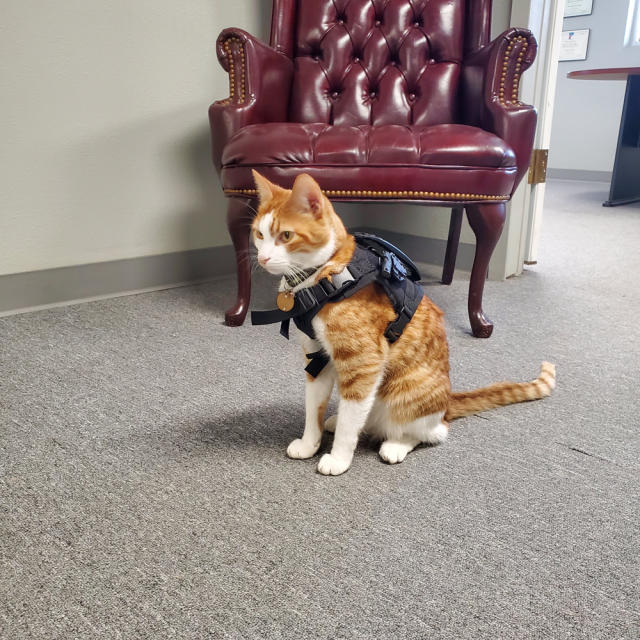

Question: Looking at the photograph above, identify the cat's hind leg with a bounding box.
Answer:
[378,436,422,464]
[420,414,449,446]
[323,414,336,433]
[364,400,420,464]
[378,411,447,464]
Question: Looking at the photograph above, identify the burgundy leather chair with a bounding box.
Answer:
[209,0,537,337]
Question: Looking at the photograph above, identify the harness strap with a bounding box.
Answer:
[252,268,361,340]
[251,307,290,325]
[291,276,350,339]
[304,350,330,378]
[251,277,337,335]
[383,280,422,342]
[280,318,291,339]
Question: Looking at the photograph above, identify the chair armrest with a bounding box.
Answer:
[462,28,538,192]
[209,28,294,171]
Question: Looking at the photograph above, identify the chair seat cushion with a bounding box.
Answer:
[221,123,518,202]
[223,123,515,168]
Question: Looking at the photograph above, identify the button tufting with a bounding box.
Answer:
[369,91,377,99]
[375,19,382,26]
[331,91,340,99]
[353,57,360,63]
[408,93,416,101]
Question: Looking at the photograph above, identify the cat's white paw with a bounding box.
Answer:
[424,423,448,445]
[317,453,351,476]
[287,438,319,459]
[379,441,413,464]
[324,415,337,433]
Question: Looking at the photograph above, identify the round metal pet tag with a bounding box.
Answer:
[276,291,295,312]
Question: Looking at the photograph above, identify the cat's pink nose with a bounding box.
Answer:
[258,256,270,265]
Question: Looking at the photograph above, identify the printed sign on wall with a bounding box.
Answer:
[559,29,590,61]
[564,0,594,18]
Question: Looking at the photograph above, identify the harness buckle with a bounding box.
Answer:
[318,278,337,296]
[381,254,393,279]
[331,266,355,289]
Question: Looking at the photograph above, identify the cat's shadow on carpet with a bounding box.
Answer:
[175,404,438,463]
[189,405,359,455]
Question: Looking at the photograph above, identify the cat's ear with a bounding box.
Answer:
[252,170,281,204]
[290,173,324,219]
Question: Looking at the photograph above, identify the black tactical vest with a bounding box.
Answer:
[251,233,424,377]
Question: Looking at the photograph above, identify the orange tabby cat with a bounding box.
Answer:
[251,170,555,475]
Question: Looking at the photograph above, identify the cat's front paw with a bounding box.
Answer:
[287,438,319,460]
[317,453,351,476]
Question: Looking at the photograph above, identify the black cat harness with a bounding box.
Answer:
[251,233,424,378]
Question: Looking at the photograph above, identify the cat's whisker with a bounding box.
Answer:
[236,254,254,267]
[285,266,303,285]
[244,203,260,216]
[287,265,312,286]
[288,272,305,287]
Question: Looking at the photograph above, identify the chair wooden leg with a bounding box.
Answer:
[441,206,463,285]
[465,202,506,338]
[224,197,255,327]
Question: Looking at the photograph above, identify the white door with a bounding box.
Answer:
[498,0,564,277]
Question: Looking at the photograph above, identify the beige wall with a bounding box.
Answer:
[1,1,515,279]
[548,1,637,173]
[0,0,270,276]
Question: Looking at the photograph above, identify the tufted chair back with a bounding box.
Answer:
[286,0,469,127]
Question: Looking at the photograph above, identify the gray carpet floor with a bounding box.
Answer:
[1,180,639,639]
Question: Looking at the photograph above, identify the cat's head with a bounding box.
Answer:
[250,171,346,277]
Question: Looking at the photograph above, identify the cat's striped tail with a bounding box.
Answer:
[445,362,556,421]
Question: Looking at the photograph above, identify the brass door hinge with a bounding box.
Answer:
[528,149,548,184]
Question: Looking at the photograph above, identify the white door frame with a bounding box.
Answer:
[500,0,564,277]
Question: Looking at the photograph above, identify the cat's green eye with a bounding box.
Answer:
[255,230,264,240]
[280,231,293,242]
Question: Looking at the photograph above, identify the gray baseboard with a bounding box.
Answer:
[354,227,475,274]
[0,245,236,316]
[0,230,472,317]
[547,168,612,183]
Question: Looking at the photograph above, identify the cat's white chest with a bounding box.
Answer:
[310,316,333,357]
[298,316,332,359]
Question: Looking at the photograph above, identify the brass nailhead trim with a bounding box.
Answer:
[219,37,246,105]
[499,35,528,106]
[224,188,509,201]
